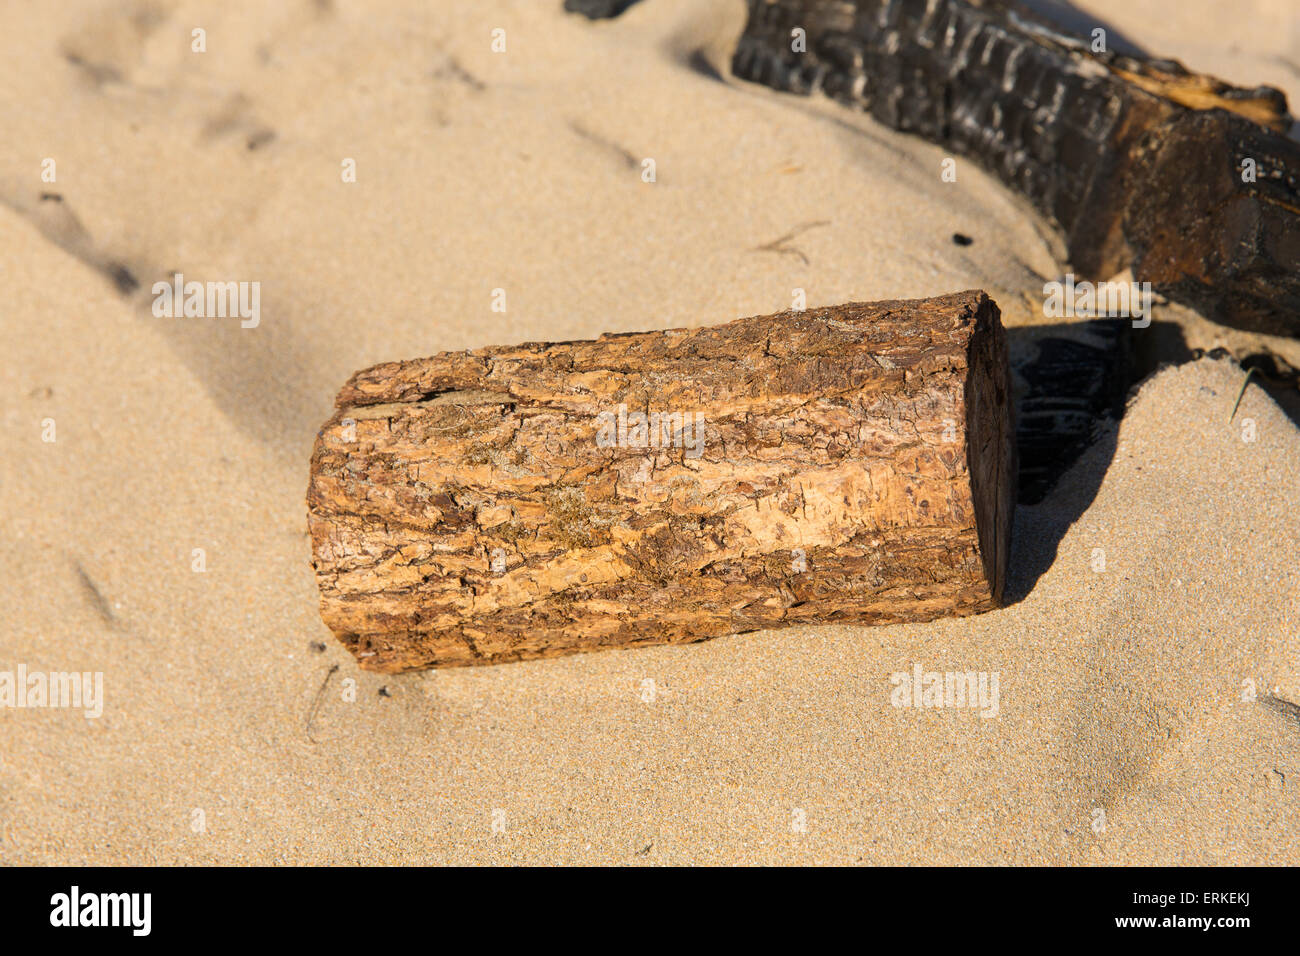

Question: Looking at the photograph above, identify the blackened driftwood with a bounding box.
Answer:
[307,291,1015,672]
[733,0,1300,338]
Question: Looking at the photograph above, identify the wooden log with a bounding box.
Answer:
[307,290,1016,672]
[732,0,1300,338]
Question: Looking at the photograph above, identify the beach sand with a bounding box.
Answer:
[1,0,1297,864]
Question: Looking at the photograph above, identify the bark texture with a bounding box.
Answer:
[307,290,1015,672]
[732,0,1300,337]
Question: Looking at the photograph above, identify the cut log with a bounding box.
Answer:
[732,0,1300,338]
[307,290,1016,672]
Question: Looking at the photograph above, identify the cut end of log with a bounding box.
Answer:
[964,294,1016,607]
[307,291,1017,671]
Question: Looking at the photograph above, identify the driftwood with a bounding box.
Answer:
[732,0,1300,337]
[307,291,1015,672]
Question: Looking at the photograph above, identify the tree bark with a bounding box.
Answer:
[307,290,1016,672]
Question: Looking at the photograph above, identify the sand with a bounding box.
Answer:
[1,0,1297,865]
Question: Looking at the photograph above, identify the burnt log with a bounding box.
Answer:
[732,0,1300,337]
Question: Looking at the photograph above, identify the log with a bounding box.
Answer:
[306,290,1016,672]
[732,0,1300,338]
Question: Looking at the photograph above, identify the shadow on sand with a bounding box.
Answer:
[1004,313,1300,604]
[1002,318,1187,604]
